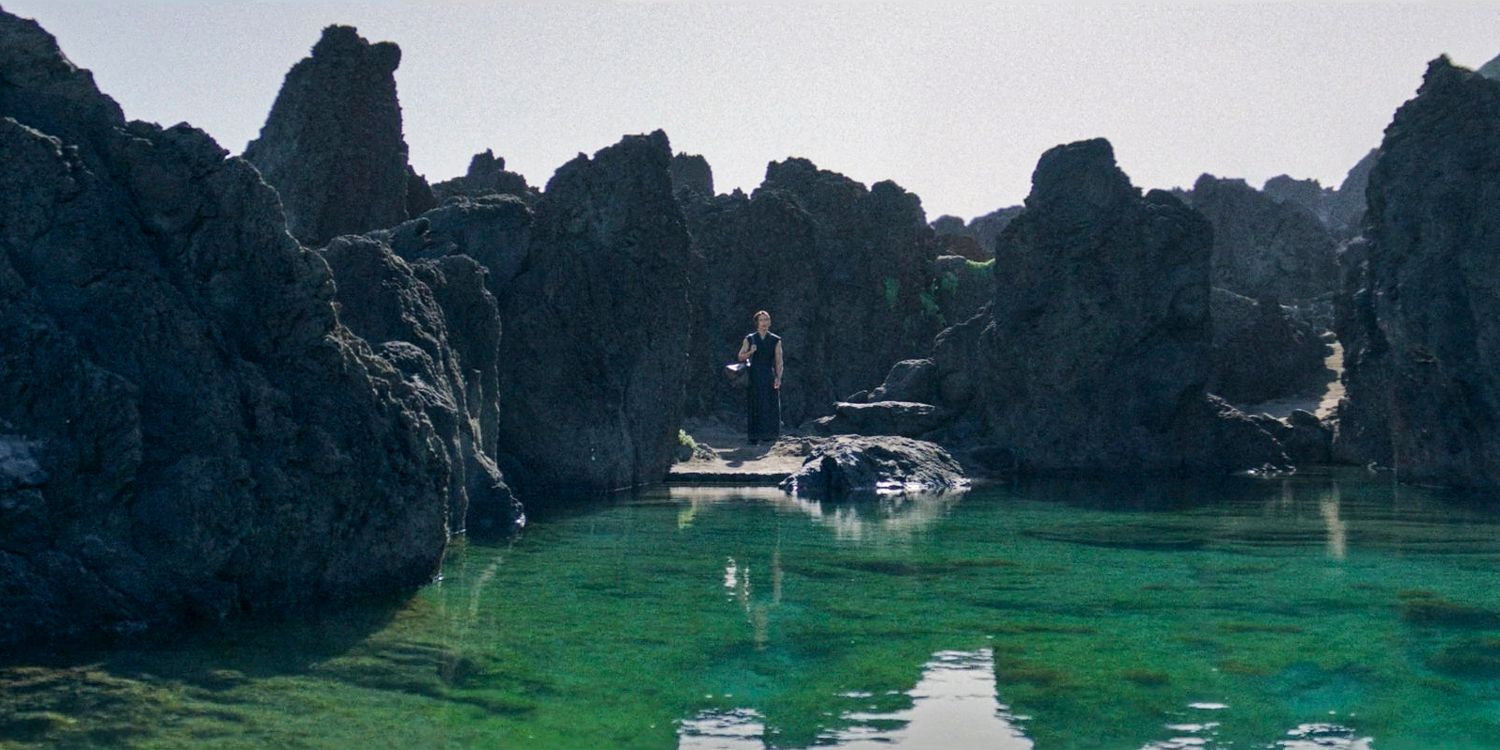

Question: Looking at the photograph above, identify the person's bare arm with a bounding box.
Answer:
[774,340,784,388]
[738,337,755,362]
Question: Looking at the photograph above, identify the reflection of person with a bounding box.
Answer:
[736,310,783,444]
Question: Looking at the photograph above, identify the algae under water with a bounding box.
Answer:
[4,471,1500,749]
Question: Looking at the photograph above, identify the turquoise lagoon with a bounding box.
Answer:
[5,471,1500,749]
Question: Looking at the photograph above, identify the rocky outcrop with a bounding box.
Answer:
[1479,52,1500,81]
[319,238,520,532]
[1209,288,1330,405]
[243,25,417,246]
[683,159,944,425]
[930,205,1023,257]
[811,401,955,439]
[930,255,993,326]
[1335,57,1500,488]
[0,10,474,648]
[1187,174,1339,303]
[1260,150,1378,237]
[370,194,533,296]
[920,139,1284,473]
[430,149,536,204]
[496,131,697,498]
[779,436,968,496]
[669,152,714,197]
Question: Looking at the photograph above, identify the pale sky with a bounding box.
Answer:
[7,1,1497,220]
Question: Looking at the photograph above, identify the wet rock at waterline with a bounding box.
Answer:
[780,436,968,497]
[243,25,417,245]
[1335,57,1500,489]
[0,9,464,648]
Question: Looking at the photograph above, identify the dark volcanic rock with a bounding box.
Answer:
[1479,52,1500,81]
[930,254,993,326]
[243,25,415,246]
[669,152,714,197]
[371,194,533,296]
[496,131,697,497]
[925,139,1284,473]
[779,436,968,496]
[1188,174,1339,302]
[869,358,939,403]
[683,158,944,425]
[320,237,520,532]
[930,205,1024,257]
[0,11,469,648]
[1260,150,1377,237]
[1335,57,1500,488]
[812,401,954,439]
[430,149,536,204]
[1209,288,1330,405]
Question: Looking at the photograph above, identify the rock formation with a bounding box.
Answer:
[1209,288,1330,405]
[495,131,698,498]
[1260,150,1377,237]
[779,436,968,496]
[669,152,714,197]
[1479,51,1500,81]
[916,139,1284,473]
[1335,57,1500,488]
[1187,174,1340,303]
[243,25,416,245]
[319,238,520,532]
[682,159,944,425]
[0,10,479,648]
[930,205,1024,257]
[430,149,536,204]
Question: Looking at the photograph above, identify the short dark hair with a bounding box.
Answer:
[753,310,770,322]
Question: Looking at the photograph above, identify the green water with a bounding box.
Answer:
[5,472,1500,749]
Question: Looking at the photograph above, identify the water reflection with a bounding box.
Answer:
[677,649,1031,749]
[668,486,963,543]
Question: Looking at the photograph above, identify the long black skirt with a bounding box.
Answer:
[746,373,780,441]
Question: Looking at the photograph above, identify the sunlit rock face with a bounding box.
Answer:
[0,10,460,648]
[1336,57,1500,488]
[1187,174,1340,304]
[680,157,944,425]
[923,138,1284,473]
[494,130,698,498]
[243,25,415,245]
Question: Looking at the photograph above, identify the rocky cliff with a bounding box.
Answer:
[0,10,472,648]
[1188,174,1340,303]
[1335,57,1500,488]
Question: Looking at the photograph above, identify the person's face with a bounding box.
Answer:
[757,315,770,332]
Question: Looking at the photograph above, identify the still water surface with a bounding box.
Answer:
[4,472,1500,749]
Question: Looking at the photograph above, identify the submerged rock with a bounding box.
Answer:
[779,436,968,496]
[243,25,415,245]
[0,10,464,648]
[1336,57,1500,488]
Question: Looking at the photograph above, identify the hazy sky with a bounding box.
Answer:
[7,1,1498,220]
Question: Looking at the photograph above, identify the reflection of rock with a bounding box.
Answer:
[244,25,415,245]
[780,436,968,496]
[1335,57,1500,488]
[0,10,461,647]
[1210,288,1329,404]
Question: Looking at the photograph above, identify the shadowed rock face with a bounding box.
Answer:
[926,139,1283,473]
[1188,174,1339,303]
[931,206,1023,257]
[496,130,698,498]
[682,158,944,425]
[1209,288,1329,405]
[0,10,462,648]
[244,25,413,245]
[1336,57,1500,488]
[669,152,714,197]
[1260,149,1377,238]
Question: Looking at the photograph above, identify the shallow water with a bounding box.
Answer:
[5,471,1500,749]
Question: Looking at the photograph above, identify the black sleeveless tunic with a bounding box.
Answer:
[745,331,781,441]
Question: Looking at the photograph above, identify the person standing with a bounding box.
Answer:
[737,310,783,444]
